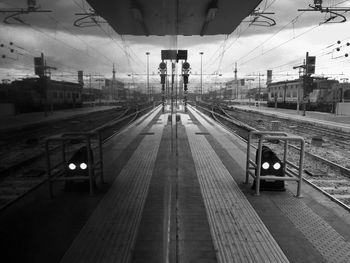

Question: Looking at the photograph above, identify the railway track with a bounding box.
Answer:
[223,106,350,167]
[0,107,129,175]
[0,105,154,211]
[195,102,350,211]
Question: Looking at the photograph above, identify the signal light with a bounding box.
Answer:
[159,62,166,70]
[306,55,316,75]
[34,56,44,76]
[80,163,87,170]
[262,162,270,169]
[253,146,285,191]
[69,163,76,170]
[182,61,190,70]
[273,162,281,170]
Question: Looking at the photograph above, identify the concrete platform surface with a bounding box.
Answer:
[1,105,350,263]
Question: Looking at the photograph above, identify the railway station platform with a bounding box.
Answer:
[58,105,350,263]
[1,104,350,263]
[230,105,350,133]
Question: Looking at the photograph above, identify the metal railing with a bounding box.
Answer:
[246,131,305,197]
[45,132,103,197]
[45,104,157,197]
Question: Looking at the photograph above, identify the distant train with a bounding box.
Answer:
[0,77,82,113]
[267,78,350,112]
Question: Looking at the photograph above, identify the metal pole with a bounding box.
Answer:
[175,62,178,157]
[303,53,308,116]
[146,52,150,102]
[297,139,305,197]
[200,52,203,101]
[170,62,175,152]
[283,139,288,175]
[245,132,252,184]
[61,140,66,176]
[258,73,261,106]
[98,131,104,184]
[255,137,263,196]
[45,140,53,198]
[86,137,94,195]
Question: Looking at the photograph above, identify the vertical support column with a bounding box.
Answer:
[297,139,305,197]
[146,52,150,102]
[61,140,66,176]
[283,138,288,175]
[245,132,252,184]
[170,62,175,152]
[255,137,264,196]
[86,137,94,196]
[98,131,104,184]
[46,140,53,198]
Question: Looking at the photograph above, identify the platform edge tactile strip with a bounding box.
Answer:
[184,120,289,263]
[60,124,164,263]
[189,106,350,263]
[273,195,350,263]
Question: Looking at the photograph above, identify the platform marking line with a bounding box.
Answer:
[184,122,289,263]
[274,195,350,263]
[60,124,164,263]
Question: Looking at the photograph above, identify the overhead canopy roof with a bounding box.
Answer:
[86,0,263,36]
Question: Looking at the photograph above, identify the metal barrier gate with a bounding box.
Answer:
[45,132,104,197]
[246,131,305,197]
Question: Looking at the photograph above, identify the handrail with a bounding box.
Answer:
[45,132,101,197]
[246,130,305,197]
[45,104,155,197]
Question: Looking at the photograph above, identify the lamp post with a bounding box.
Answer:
[200,52,204,101]
[146,52,150,102]
[127,74,132,103]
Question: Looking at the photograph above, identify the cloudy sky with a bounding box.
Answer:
[1,0,350,91]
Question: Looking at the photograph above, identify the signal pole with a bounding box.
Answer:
[302,52,308,116]
[200,52,203,101]
[303,52,316,116]
[293,59,306,115]
[112,64,117,101]
[258,73,262,105]
[146,52,150,102]
[234,62,238,100]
